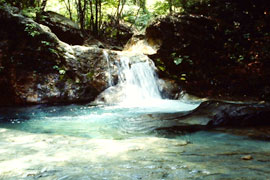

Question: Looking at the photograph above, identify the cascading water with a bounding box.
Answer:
[117,55,162,103]
[96,52,199,111]
[103,50,113,87]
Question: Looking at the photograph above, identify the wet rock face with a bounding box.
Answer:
[146,14,218,73]
[146,14,220,97]
[158,79,181,99]
[204,101,270,127]
[146,9,270,100]
[38,11,84,45]
[154,101,270,134]
[34,46,119,104]
[183,100,270,127]
[0,5,119,106]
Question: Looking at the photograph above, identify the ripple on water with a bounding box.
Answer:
[1,103,270,179]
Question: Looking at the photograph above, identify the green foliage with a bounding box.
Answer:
[2,0,211,35]
[0,0,5,5]
[152,1,170,15]
[41,40,60,57]
[174,57,183,65]
[53,65,66,75]
[158,65,166,71]
[24,23,40,37]
[2,0,39,9]
[21,7,40,18]
[48,48,58,55]
[172,53,191,65]
[41,40,50,46]
[59,69,66,75]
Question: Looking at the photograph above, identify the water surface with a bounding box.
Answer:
[1,102,270,180]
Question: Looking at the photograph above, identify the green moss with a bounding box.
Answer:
[59,74,65,81]
[67,78,74,84]
[86,72,94,79]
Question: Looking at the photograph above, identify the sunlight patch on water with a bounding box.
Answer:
[1,128,270,180]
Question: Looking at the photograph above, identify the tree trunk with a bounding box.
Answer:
[37,0,41,7]
[116,0,126,39]
[76,0,87,30]
[89,0,94,32]
[40,0,48,12]
[29,0,35,7]
[78,0,84,30]
[119,0,126,18]
[182,0,187,9]
[36,0,47,21]
[82,0,87,30]
[168,0,173,14]
[94,0,98,35]
[63,0,73,21]
[130,6,141,29]
[98,0,102,30]
[115,0,121,19]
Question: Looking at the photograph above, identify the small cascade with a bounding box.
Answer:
[96,51,199,110]
[117,55,162,104]
[103,50,113,87]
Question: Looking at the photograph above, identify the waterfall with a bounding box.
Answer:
[95,52,199,111]
[95,52,166,106]
[116,55,162,104]
[103,50,113,87]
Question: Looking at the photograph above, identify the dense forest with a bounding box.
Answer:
[1,0,210,44]
[1,0,205,30]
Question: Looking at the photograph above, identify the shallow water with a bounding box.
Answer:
[0,100,198,139]
[1,101,270,180]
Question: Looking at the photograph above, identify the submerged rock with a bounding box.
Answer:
[93,84,126,105]
[241,155,253,160]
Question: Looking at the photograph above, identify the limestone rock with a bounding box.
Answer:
[38,11,84,45]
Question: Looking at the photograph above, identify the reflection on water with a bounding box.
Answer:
[0,102,270,179]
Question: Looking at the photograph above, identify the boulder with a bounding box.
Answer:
[124,33,160,55]
[38,11,84,45]
[204,101,270,127]
[102,15,136,47]
[153,101,270,133]
[145,2,270,100]
[157,78,181,99]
